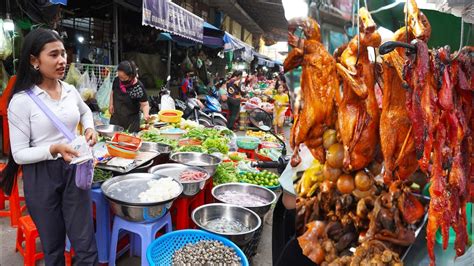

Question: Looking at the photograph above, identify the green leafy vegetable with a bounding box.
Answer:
[214,162,239,185]
[177,145,207,153]
[93,168,113,183]
[202,138,229,154]
[140,131,178,149]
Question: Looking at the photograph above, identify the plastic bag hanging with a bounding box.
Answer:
[97,72,112,112]
[65,63,82,87]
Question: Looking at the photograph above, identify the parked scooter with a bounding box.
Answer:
[149,76,173,114]
[202,86,228,127]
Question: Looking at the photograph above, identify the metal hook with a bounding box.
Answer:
[355,0,361,65]
[451,17,465,61]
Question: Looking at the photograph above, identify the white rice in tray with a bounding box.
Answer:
[138,177,181,203]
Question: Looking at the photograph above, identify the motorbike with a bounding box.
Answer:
[202,86,228,127]
[176,87,228,128]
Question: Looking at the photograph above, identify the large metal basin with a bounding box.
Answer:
[95,124,124,138]
[149,163,210,197]
[192,203,261,247]
[101,173,182,223]
[170,152,222,176]
[212,183,277,218]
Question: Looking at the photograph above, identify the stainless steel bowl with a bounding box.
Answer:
[96,125,124,138]
[140,141,173,155]
[170,152,222,176]
[101,173,183,223]
[212,183,277,218]
[192,203,261,247]
[149,163,210,197]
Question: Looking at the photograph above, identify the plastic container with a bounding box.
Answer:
[106,144,139,159]
[106,133,142,159]
[236,137,260,150]
[146,229,249,266]
[158,110,183,123]
[111,133,142,150]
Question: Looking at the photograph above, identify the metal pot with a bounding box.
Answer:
[149,163,210,197]
[212,183,277,218]
[170,152,222,176]
[101,173,182,223]
[192,203,261,247]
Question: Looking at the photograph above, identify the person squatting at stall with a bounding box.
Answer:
[1,29,98,265]
[109,60,150,132]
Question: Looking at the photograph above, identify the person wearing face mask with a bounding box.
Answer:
[109,60,150,132]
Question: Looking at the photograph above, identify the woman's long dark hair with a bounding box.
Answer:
[0,28,63,195]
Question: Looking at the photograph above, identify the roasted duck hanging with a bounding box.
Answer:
[335,7,381,172]
[379,0,431,183]
[284,17,339,166]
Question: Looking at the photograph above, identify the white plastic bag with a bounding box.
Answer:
[97,73,112,111]
[160,94,175,111]
[78,70,95,101]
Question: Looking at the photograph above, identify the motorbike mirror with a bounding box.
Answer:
[249,108,272,132]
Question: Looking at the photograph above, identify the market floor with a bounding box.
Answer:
[0,126,291,266]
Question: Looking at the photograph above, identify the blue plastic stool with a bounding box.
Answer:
[90,188,111,263]
[109,212,172,266]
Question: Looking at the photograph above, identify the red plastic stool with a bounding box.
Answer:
[16,215,73,266]
[0,165,27,227]
[238,148,257,160]
[204,179,214,204]
[170,190,206,230]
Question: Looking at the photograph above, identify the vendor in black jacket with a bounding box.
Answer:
[109,60,150,132]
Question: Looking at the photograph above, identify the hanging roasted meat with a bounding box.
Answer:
[284,17,339,166]
[379,0,431,184]
[335,8,381,171]
[402,41,472,266]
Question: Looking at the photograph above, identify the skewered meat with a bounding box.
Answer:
[284,17,339,166]
[380,0,431,183]
[335,8,381,171]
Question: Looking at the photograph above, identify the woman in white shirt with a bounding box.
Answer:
[0,29,98,265]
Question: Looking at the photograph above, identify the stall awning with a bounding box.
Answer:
[253,51,279,67]
[158,32,224,48]
[142,0,204,43]
[223,32,253,52]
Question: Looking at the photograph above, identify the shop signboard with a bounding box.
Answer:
[142,0,204,43]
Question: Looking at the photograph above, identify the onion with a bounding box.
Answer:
[336,174,355,194]
[326,143,344,168]
[323,163,342,182]
[323,129,337,149]
[355,171,372,191]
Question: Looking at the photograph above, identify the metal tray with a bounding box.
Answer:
[95,151,159,173]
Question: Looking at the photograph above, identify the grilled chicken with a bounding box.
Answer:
[335,8,381,171]
[284,18,339,166]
